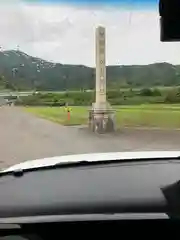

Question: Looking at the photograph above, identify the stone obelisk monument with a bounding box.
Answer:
[89,26,115,133]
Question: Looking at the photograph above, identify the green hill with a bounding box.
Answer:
[0,50,180,91]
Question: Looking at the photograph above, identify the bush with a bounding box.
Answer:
[152,88,161,96]
[15,89,165,106]
[165,88,180,103]
[139,88,153,96]
[107,90,122,99]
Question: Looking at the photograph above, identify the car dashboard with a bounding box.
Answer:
[1,159,180,239]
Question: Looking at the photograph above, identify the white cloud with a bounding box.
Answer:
[0,1,179,66]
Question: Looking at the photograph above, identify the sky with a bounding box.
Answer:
[0,0,180,66]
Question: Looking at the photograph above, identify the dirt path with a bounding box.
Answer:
[0,106,180,169]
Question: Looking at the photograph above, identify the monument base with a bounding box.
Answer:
[89,102,116,134]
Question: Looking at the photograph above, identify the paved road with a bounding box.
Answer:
[1,106,180,169]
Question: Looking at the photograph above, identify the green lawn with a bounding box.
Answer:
[25,106,88,126]
[25,104,180,129]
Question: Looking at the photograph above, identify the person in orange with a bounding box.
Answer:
[65,105,72,120]
[67,108,70,120]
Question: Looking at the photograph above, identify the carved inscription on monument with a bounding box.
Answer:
[95,26,106,95]
[99,32,105,93]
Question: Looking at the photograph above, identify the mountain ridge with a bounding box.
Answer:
[0,50,179,91]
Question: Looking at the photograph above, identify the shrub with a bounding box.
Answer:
[152,88,161,96]
[139,88,153,96]
[165,88,180,103]
[15,89,165,106]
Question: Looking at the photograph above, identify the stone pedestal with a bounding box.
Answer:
[89,102,115,134]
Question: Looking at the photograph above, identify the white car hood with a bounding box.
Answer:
[2,151,180,173]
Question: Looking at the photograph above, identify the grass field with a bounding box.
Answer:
[25,104,180,129]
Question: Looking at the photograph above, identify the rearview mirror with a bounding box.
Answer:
[159,0,180,41]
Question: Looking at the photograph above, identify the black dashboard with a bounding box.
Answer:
[0,160,173,219]
[0,159,180,221]
[0,219,180,240]
[1,159,180,239]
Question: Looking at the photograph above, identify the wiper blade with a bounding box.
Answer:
[55,160,90,167]
[0,160,90,177]
[1,156,180,178]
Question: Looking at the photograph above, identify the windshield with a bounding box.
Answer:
[0,0,180,171]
